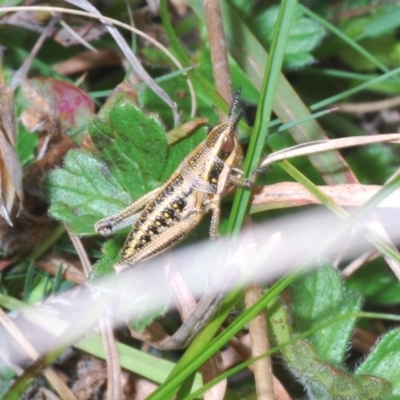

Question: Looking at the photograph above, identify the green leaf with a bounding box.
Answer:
[290,263,362,365]
[251,5,325,69]
[47,87,170,236]
[46,150,131,235]
[90,95,168,199]
[89,237,125,282]
[267,297,391,399]
[16,125,37,166]
[355,329,400,398]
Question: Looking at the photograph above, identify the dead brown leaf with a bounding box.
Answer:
[53,48,120,76]
[20,79,57,135]
[251,182,400,213]
[0,74,23,225]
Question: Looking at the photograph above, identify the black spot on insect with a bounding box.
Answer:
[208,164,222,183]
[172,197,186,212]
[140,235,151,244]
[147,226,159,235]
[163,208,177,220]
[155,217,167,227]
[134,242,145,250]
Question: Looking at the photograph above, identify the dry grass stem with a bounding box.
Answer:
[341,249,379,278]
[337,96,400,113]
[245,286,275,400]
[65,225,122,400]
[204,0,232,112]
[58,19,98,52]
[260,133,400,168]
[251,182,400,210]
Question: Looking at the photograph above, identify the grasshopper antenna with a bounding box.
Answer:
[228,87,244,134]
[228,87,242,121]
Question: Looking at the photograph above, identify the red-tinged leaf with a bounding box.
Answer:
[21,77,94,137]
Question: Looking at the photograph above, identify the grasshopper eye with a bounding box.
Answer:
[221,135,235,153]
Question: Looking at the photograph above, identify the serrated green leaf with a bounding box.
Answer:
[355,328,400,399]
[267,297,391,399]
[46,150,131,235]
[291,263,362,365]
[90,97,168,199]
[251,5,325,69]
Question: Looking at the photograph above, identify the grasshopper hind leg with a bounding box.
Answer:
[95,187,161,235]
[115,212,205,274]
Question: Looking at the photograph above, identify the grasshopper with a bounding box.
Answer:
[95,88,263,273]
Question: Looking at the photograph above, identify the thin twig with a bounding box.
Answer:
[58,19,98,52]
[166,262,227,398]
[130,259,239,350]
[98,317,122,400]
[341,249,378,278]
[65,224,122,400]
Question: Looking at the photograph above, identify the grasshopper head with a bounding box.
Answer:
[205,87,243,161]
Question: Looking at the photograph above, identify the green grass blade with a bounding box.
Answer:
[227,0,298,235]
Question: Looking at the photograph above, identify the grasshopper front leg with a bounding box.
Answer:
[229,166,269,188]
[205,197,221,240]
[206,167,268,240]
